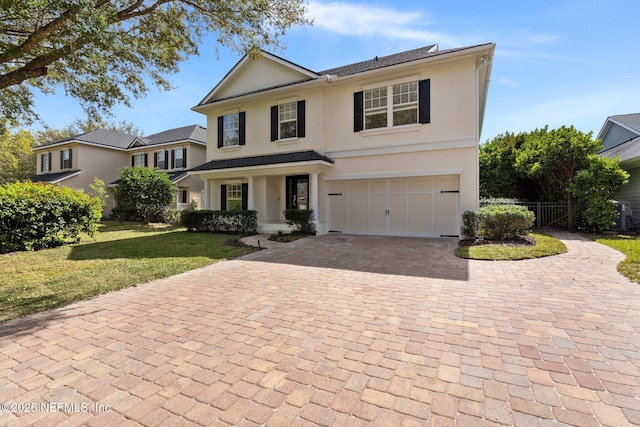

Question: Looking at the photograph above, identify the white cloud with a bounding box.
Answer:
[497,77,519,88]
[306,1,463,46]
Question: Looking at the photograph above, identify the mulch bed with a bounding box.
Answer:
[458,235,536,247]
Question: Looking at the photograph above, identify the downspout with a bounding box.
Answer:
[475,53,492,210]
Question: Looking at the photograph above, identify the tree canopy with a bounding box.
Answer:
[0,129,36,184]
[0,0,310,129]
[479,125,629,232]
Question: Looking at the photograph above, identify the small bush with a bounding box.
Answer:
[284,209,315,235]
[161,208,181,225]
[461,210,479,239]
[180,210,257,234]
[477,204,535,240]
[0,181,102,252]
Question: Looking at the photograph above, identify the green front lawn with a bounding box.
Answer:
[0,222,255,322]
[584,234,640,283]
[455,232,568,260]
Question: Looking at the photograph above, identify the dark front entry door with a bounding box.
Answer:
[286,175,309,210]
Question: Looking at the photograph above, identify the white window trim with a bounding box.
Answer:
[173,147,185,169]
[364,81,418,130]
[41,152,51,172]
[61,148,72,169]
[132,153,146,167]
[155,150,166,169]
[278,101,298,141]
[223,113,240,147]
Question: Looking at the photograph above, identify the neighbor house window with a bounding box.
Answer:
[154,150,167,169]
[172,147,186,169]
[132,153,147,167]
[355,79,429,132]
[271,101,305,141]
[60,148,72,169]
[227,184,242,211]
[41,153,51,172]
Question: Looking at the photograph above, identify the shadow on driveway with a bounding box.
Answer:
[241,234,470,281]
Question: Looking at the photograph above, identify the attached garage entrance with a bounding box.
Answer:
[327,175,459,237]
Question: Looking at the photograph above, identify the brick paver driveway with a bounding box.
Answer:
[1,233,640,426]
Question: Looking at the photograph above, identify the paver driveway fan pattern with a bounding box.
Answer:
[1,233,640,425]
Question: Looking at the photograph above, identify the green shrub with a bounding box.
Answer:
[180,210,257,234]
[161,208,181,225]
[477,204,535,240]
[461,210,479,239]
[284,209,315,235]
[0,181,102,252]
[113,167,176,224]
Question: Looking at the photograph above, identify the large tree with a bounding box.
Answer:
[0,129,36,184]
[0,0,310,128]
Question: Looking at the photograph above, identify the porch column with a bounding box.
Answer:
[310,172,319,224]
[203,179,210,210]
[246,176,255,210]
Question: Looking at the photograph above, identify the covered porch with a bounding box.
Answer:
[188,151,334,234]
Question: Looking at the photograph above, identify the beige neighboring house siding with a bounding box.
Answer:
[32,128,208,215]
[191,44,494,237]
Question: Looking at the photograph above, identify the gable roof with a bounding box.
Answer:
[189,150,333,172]
[195,43,494,108]
[35,125,206,151]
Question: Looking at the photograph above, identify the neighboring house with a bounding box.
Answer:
[188,42,495,237]
[31,125,207,214]
[598,113,640,215]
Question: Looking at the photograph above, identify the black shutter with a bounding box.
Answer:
[154,152,158,168]
[220,184,227,211]
[354,91,364,132]
[297,100,305,138]
[217,116,223,148]
[182,148,187,168]
[144,153,148,167]
[68,149,72,168]
[419,79,431,124]
[40,154,44,172]
[239,112,246,146]
[270,106,278,141]
[164,151,168,170]
[48,153,52,171]
[131,155,135,167]
[241,183,248,211]
[171,149,175,169]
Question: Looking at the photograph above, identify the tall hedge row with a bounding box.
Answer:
[0,181,102,252]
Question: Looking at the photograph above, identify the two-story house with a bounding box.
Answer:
[31,125,207,214]
[189,43,495,237]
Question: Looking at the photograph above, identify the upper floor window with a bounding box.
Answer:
[60,148,72,169]
[217,112,246,148]
[271,100,305,141]
[172,147,187,169]
[354,79,430,132]
[41,153,51,172]
[132,153,147,167]
[154,150,168,170]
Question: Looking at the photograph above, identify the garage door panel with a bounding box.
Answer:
[328,176,459,237]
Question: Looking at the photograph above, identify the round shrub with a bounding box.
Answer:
[0,181,102,252]
[477,204,535,240]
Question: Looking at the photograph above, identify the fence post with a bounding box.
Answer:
[536,201,541,228]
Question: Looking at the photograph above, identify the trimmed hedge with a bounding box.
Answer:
[462,204,535,240]
[284,209,315,235]
[0,181,102,252]
[180,210,257,234]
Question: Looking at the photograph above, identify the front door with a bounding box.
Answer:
[286,175,309,210]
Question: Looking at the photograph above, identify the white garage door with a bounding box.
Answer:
[327,176,459,237]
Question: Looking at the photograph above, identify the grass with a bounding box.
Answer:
[0,221,256,322]
[584,233,640,283]
[455,232,568,260]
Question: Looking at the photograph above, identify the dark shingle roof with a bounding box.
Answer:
[29,170,80,183]
[319,44,438,76]
[610,114,640,134]
[110,170,189,185]
[38,125,206,150]
[601,135,640,164]
[190,150,333,172]
[144,125,207,146]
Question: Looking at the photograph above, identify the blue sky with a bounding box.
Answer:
[32,0,640,142]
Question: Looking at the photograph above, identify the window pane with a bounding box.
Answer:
[365,112,387,129]
[279,102,297,139]
[393,108,418,126]
[227,183,242,211]
[392,82,418,126]
[223,114,239,146]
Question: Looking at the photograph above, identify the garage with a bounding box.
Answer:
[327,175,460,237]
